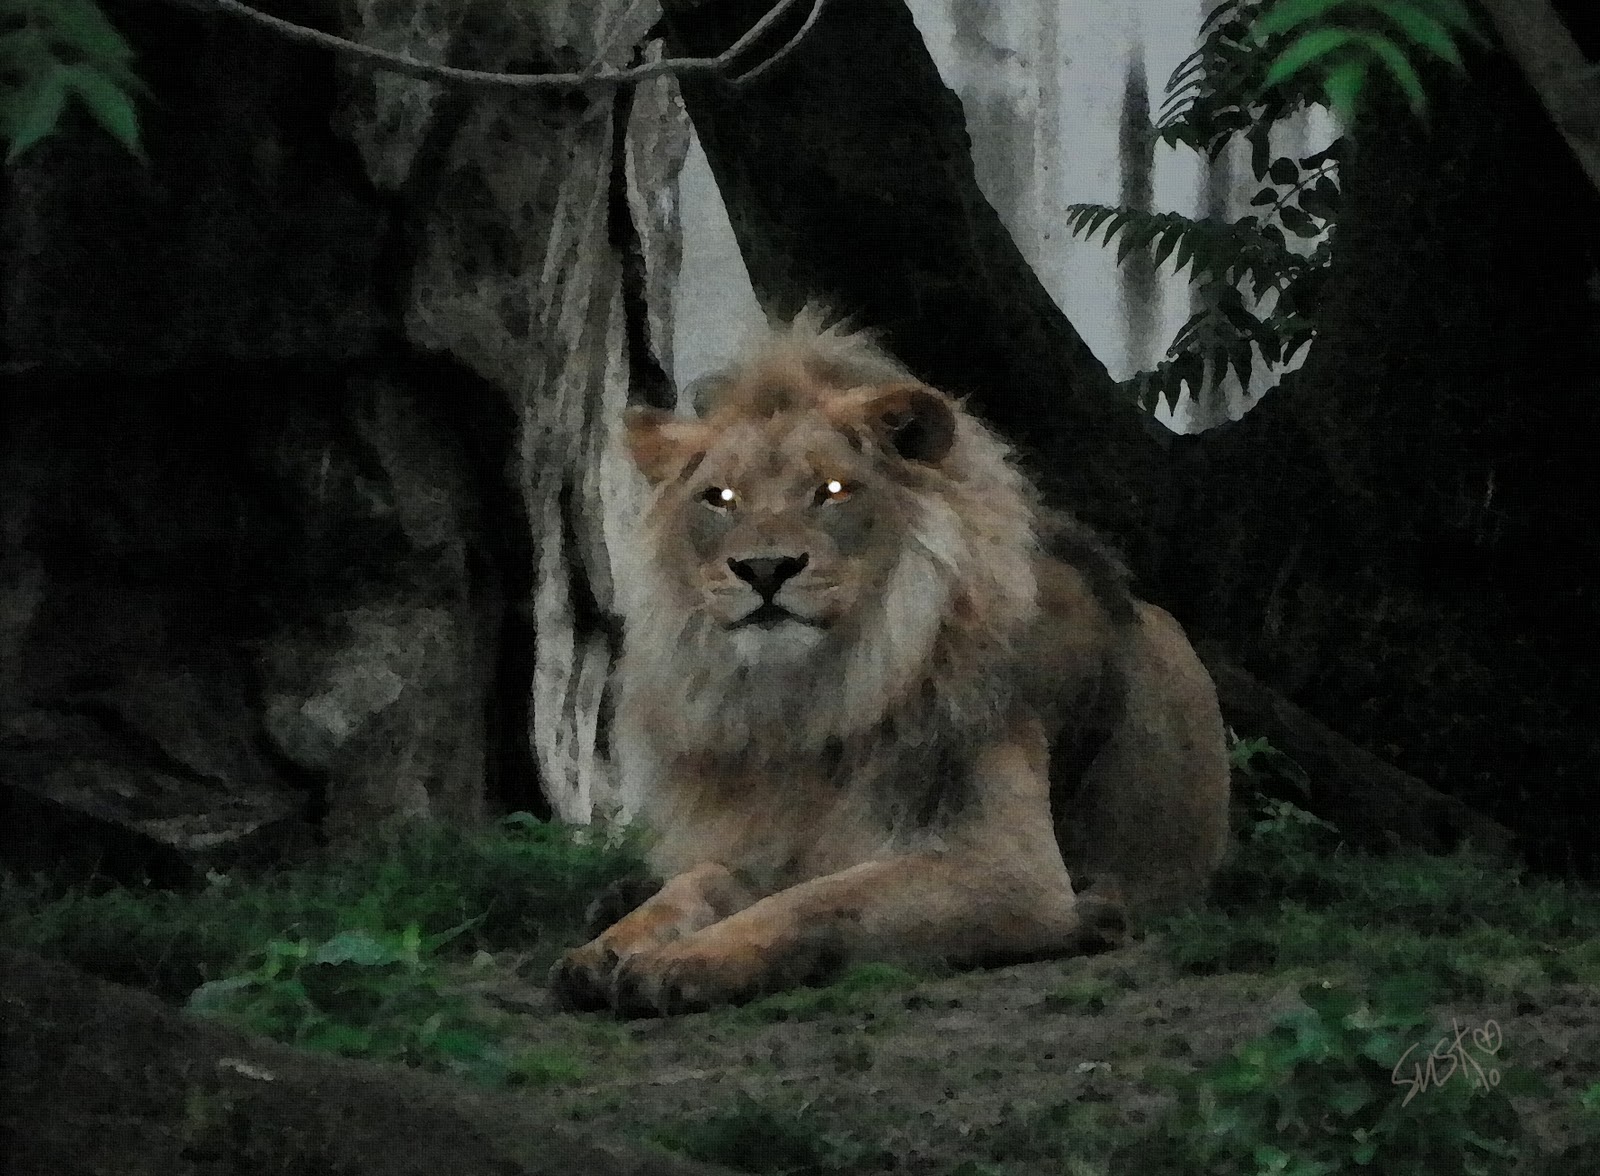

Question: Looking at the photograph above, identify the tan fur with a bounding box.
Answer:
[551,310,1230,1015]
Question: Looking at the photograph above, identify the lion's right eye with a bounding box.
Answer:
[700,486,737,510]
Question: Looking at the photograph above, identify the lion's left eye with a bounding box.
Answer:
[814,479,852,506]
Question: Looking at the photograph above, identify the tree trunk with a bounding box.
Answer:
[659,0,1594,872]
[1481,0,1600,196]
[340,0,692,823]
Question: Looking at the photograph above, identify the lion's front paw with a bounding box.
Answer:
[608,941,769,1018]
[548,941,623,1012]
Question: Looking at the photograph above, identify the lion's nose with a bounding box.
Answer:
[728,554,809,599]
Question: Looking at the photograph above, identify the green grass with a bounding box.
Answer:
[2,812,646,998]
[7,742,1600,1170]
[1155,794,1600,1002]
[2,813,645,1080]
[1115,974,1543,1176]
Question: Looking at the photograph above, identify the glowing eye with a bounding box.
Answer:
[815,479,852,505]
[700,486,737,509]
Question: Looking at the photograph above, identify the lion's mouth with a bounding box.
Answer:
[730,602,822,631]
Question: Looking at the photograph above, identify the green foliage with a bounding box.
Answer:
[0,0,144,161]
[1068,0,1348,417]
[183,914,586,1085]
[1158,787,1600,1006]
[1064,193,1333,416]
[1255,0,1487,123]
[1071,1,1482,418]
[1118,976,1536,1175]
[188,921,529,1084]
[4,815,645,1083]
[2,813,648,997]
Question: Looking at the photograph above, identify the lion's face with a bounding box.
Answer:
[613,318,1046,764]
[624,379,959,663]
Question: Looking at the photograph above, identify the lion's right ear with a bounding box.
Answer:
[827,382,958,467]
[623,406,712,485]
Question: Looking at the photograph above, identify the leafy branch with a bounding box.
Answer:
[1065,132,1340,416]
[1069,0,1365,418]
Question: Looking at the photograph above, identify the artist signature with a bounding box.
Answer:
[1391,1018,1502,1106]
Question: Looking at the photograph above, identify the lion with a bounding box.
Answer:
[550,310,1231,1016]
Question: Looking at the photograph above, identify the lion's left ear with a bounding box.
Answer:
[623,406,713,485]
[828,382,957,466]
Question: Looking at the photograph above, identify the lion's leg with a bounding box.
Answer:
[548,861,757,1011]
[609,721,1126,1016]
[608,853,1124,1016]
[1059,603,1232,919]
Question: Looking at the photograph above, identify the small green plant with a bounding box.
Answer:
[0,0,144,161]
[186,921,589,1086]
[1228,729,1313,798]
[1208,788,1344,916]
[1118,976,1537,1175]
[188,923,490,1080]
[6,816,644,1085]
[1245,796,1341,853]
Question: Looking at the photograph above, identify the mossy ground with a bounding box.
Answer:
[6,794,1599,1175]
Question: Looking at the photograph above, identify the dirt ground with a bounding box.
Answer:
[456,937,1600,1174]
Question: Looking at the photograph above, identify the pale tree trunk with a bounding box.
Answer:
[337,0,691,823]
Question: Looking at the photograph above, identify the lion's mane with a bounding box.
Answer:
[614,310,1058,789]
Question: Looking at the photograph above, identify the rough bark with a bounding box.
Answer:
[0,948,731,1176]
[339,0,690,824]
[0,0,694,869]
[658,0,1588,871]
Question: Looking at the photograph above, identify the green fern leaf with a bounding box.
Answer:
[1369,1,1465,67]
[1352,30,1429,112]
[64,65,143,158]
[43,0,135,65]
[1254,0,1350,40]
[5,65,67,162]
[1263,27,1360,89]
